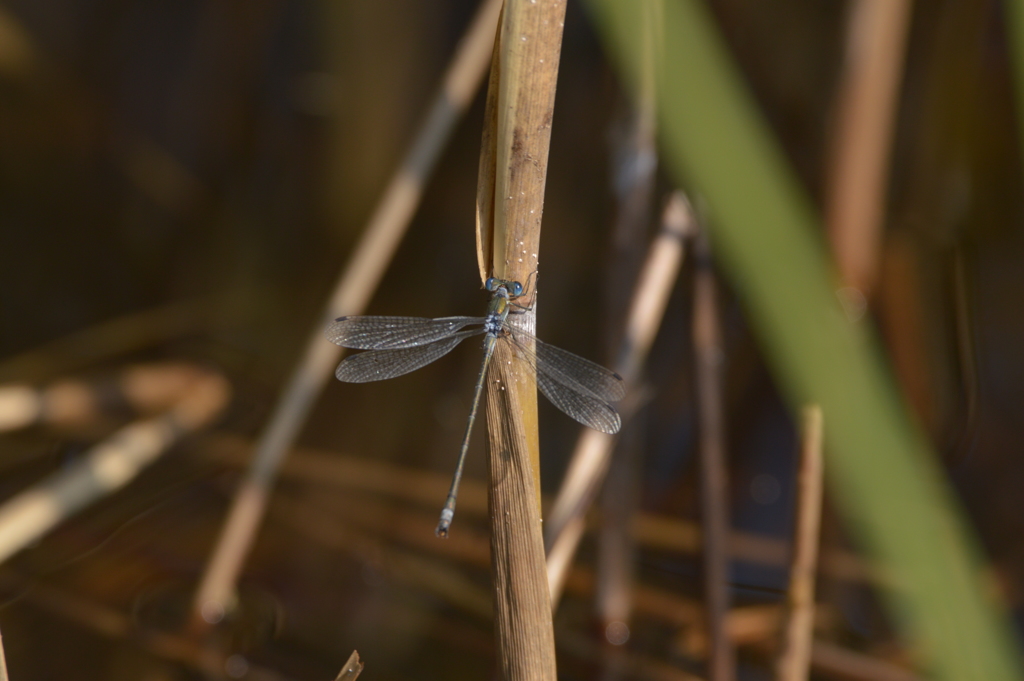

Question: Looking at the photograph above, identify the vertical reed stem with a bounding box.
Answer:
[775,405,824,681]
[693,232,734,681]
[475,1,567,678]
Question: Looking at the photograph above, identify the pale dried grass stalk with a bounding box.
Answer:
[189,0,502,629]
[774,405,824,681]
[546,193,695,604]
[0,367,229,565]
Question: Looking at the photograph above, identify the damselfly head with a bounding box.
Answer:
[484,277,524,298]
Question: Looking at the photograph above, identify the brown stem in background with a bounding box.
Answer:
[775,405,825,681]
[205,435,875,584]
[692,231,734,681]
[595,4,661,652]
[0,295,230,384]
[825,0,912,299]
[546,194,695,606]
[255,444,920,681]
[187,0,501,632]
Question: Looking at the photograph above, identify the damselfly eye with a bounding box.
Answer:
[508,281,524,297]
[484,277,500,292]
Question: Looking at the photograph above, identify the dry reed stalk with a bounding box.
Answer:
[188,0,501,630]
[775,406,825,681]
[0,368,229,565]
[692,231,734,681]
[335,651,364,681]
[473,0,570,677]
[205,434,874,582]
[825,0,912,299]
[546,193,695,604]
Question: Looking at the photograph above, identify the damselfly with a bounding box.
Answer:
[325,277,624,537]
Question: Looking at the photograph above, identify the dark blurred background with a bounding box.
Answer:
[0,0,1021,679]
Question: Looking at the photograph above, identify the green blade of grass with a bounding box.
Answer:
[584,1,1022,679]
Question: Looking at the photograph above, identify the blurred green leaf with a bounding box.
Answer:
[583,0,1023,678]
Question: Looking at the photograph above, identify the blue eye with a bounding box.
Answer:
[509,281,524,297]
[484,277,499,291]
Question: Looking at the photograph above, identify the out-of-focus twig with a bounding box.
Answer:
[810,640,927,681]
[558,627,703,681]
[204,434,874,583]
[0,6,36,80]
[0,296,229,384]
[692,231,734,681]
[825,0,912,300]
[546,193,695,605]
[775,405,825,681]
[189,0,502,630]
[274,489,493,621]
[0,363,224,432]
[257,459,920,681]
[0,366,229,565]
[334,651,364,681]
[0,572,289,681]
[596,0,661,649]
[0,625,8,681]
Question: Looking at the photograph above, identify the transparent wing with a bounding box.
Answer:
[335,330,481,382]
[502,328,625,403]
[532,337,626,402]
[535,369,622,434]
[501,332,624,434]
[325,316,483,349]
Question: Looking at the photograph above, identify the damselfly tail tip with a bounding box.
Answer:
[435,508,455,538]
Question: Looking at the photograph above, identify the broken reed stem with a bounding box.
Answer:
[825,0,912,298]
[335,651,365,681]
[188,0,501,631]
[692,231,735,681]
[546,193,694,604]
[474,0,568,678]
[775,405,824,681]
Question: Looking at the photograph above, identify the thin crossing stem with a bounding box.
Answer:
[693,231,735,681]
